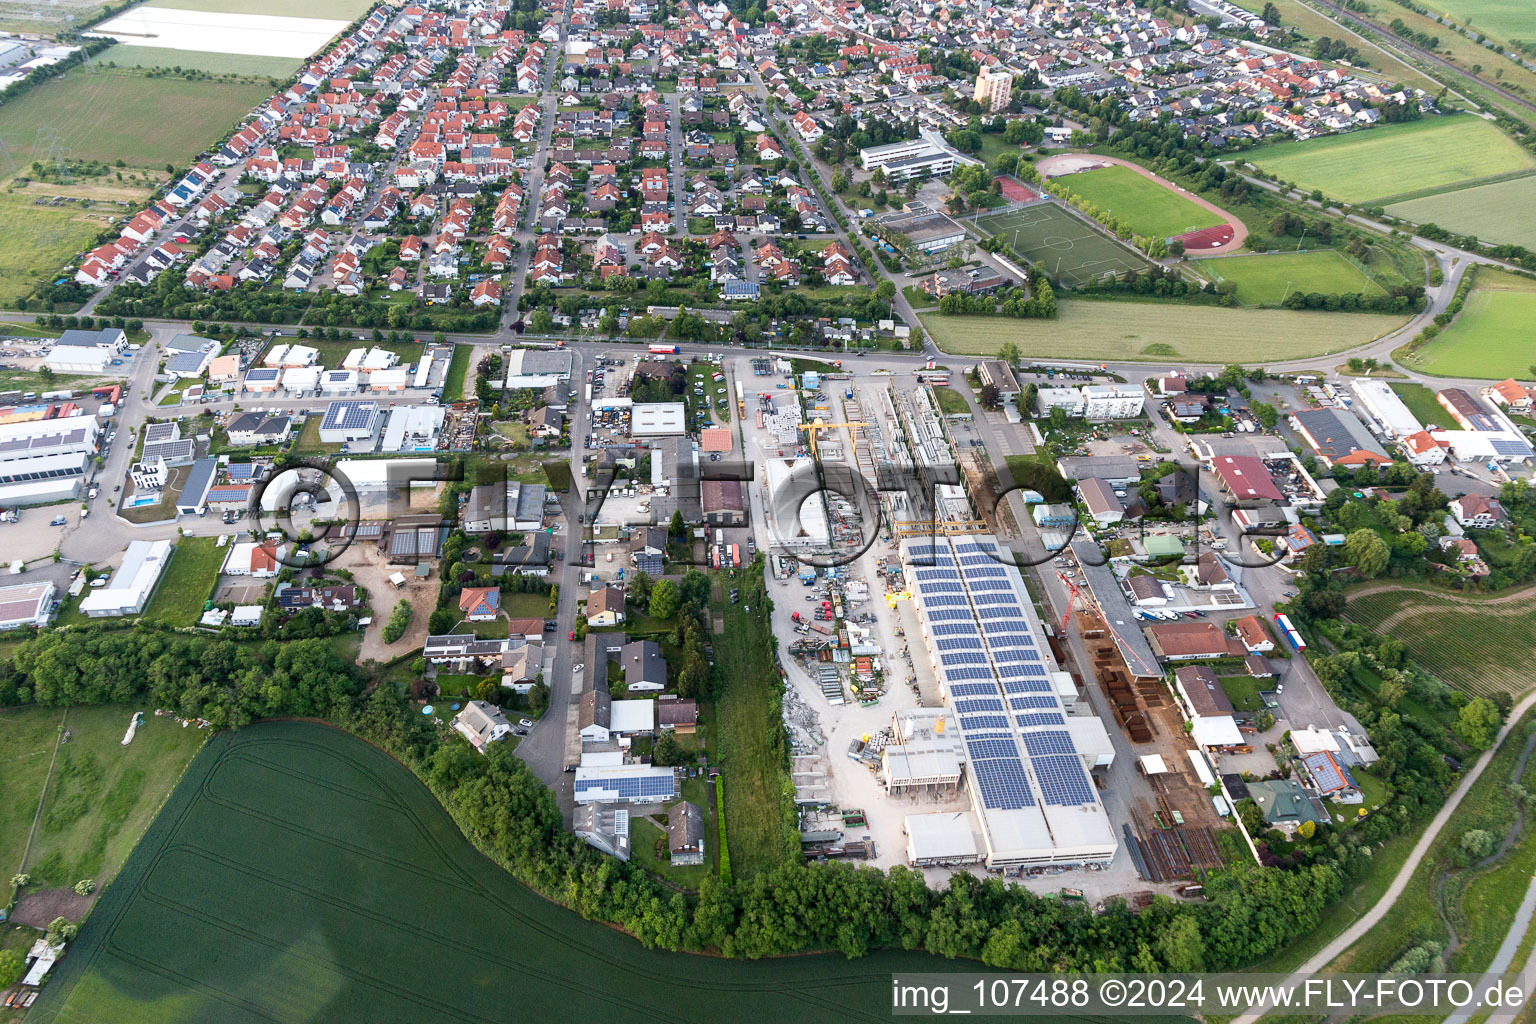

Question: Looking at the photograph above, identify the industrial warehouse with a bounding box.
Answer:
[897,534,1118,868]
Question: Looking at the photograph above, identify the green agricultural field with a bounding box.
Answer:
[1345,584,1536,697]
[146,0,376,16]
[87,43,301,79]
[1405,269,1536,379]
[1248,116,1536,204]
[0,67,270,171]
[1412,0,1529,44]
[1054,164,1225,239]
[141,536,225,627]
[921,300,1408,361]
[1197,250,1384,306]
[968,202,1151,288]
[0,192,119,309]
[28,722,1020,1024]
[1386,175,1536,250]
[21,705,208,888]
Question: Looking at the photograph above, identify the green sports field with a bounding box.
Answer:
[0,67,269,170]
[921,299,1408,361]
[1248,116,1536,205]
[1385,175,1536,250]
[969,203,1151,288]
[1196,250,1385,306]
[1053,164,1225,239]
[1404,269,1536,379]
[28,722,1082,1024]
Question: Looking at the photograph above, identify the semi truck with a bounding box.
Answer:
[648,344,680,355]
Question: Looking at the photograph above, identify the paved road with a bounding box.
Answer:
[1233,686,1536,1024]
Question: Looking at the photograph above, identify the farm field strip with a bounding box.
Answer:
[1247,116,1536,204]
[920,301,1408,361]
[87,43,302,77]
[1196,249,1384,306]
[1385,175,1536,251]
[1345,587,1536,696]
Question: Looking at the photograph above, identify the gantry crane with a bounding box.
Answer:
[798,418,868,463]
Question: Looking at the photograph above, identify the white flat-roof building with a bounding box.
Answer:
[369,367,409,392]
[0,581,55,630]
[905,811,984,866]
[320,370,360,394]
[630,402,686,436]
[318,400,381,444]
[0,413,99,506]
[1350,379,1423,438]
[282,366,322,393]
[380,405,444,452]
[78,539,173,617]
[858,139,957,181]
[1081,384,1145,421]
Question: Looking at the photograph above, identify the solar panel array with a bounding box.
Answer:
[906,534,1102,815]
[575,772,677,800]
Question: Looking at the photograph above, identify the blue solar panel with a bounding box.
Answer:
[1001,677,1052,693]
[936,637,983,651]
[962,566,1007,578]
[1304,752,1346,791]
[928,608,973,621]
[949,682,997,696]
[1010,695,1059,709]
[1491,437,1532,456]
[969,578,1011,591]
[972,758,1035,809]
[1034,755,1095,806]
[932,622,978,637]
[1021,731,1075,756]
[949,666,993,681]
[1017,712,1067,730]
[972,592,1015,605]
[919,581,963,594]
[939,651,989,666]
[924,594,967,607]
[575,772,676,799]
[916,568,958,581]
[966,737,1018,760]
[960,714,1010,731]
[955,698,1004,715]
[322,400,375,430]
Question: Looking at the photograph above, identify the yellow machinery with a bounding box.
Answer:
[884,590,912,608]
[798,418,868,462]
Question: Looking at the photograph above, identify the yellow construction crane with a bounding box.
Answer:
[798,418,868,462]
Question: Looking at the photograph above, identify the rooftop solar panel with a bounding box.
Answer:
[1017,712,1067,730]
[960,714,1010,731]
[955,698,1005,715]
[949,682,998,697]
[972,758,1035,809]
[1021,731,1076,756]
[1034,755,1096,806]
[1001,677,1053,693]
[966,737,1019,760]
[1010,695,1059,710]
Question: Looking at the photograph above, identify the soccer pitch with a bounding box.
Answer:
[970,203,1151,287]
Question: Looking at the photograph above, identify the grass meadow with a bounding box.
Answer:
[141,536,225,627]
[0,66,270,170]
[1054,164,1225,238]
[921,300,1408,361]
[0,191,118,308]
[1196,249,1384,306]
[1387,174,1536,251]
[1248,116,1536,204]
[1388,382,1448,427]
[27,722,975,1024]
[1410,0,1530,43]
[1405,269,1536,379]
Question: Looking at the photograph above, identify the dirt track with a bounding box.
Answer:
[12,888,95,927]
[1035,153,1249,254]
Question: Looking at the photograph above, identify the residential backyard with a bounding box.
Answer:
[141,536,225,627]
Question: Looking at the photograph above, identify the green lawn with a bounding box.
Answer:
[0,67,272,170]
[1217,673,1265,713]
[442,344,472,401]
[921,301,1408,361]
[27,722,974,1024]
[0,191,121,309]
[1247,116,1536,205]
[629,814,710,887]
[1054,164,1225,238]
[932,385,971,415]
[501,591,551,619]
[291,337,422,367]
[1409,0,1530,45]
[1385,174,1536,250]
[291,414,341,455]
[1403,269,1536,379]
[87,43,301,78]
[0,706,68,887]
[1196,250,1384,306]
[20,705,208,889]
[141,537,224,627]
[1388,382,1448,428]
